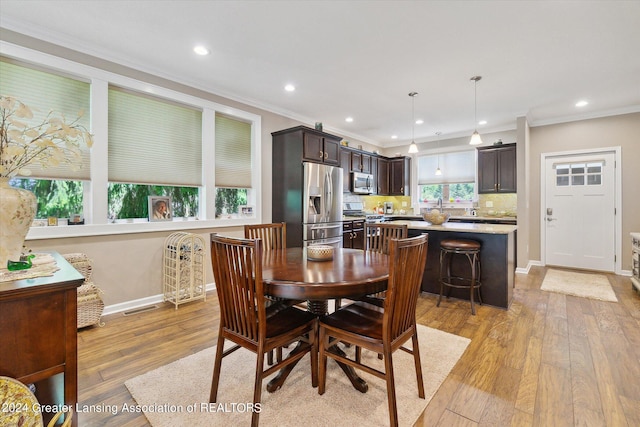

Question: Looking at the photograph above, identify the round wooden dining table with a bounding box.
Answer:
[261,247,390,393]
[262,247,389,314]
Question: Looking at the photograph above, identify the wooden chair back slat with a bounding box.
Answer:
[383,234,429,341]
[365,223,408,254]
[210,234,264,343]
[245,223,287,250]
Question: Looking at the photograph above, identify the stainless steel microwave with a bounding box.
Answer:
[351,172,373,194]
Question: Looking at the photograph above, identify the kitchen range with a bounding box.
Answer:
[342,202,386,223]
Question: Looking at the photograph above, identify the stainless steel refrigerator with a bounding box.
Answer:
[302,162,343,248]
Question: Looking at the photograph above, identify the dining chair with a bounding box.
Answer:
[244,222,287,250]
[317,233,429,427]
[209,234,318,427]
[361,222,408,303]
[244,223,303,364]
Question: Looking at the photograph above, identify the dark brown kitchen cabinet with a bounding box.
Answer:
[351,151,372,174]
[301,129,341,165]
[377,157,389,195]
[343,219,365,249]
[389,157,410,196]
[477,143,517,193]
[340,148,351,192]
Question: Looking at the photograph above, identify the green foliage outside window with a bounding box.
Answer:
[10,178,83,218]
[108,184,198,219]
[420,183,475,203]
[215,188,247,217]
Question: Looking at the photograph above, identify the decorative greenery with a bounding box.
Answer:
[0,95,93,178]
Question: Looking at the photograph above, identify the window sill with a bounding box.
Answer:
[26,218,259,240]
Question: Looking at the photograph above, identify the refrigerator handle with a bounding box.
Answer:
[325,170,332,220]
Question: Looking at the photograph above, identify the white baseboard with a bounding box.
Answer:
[516,260,543,275]
[103,282,216,316]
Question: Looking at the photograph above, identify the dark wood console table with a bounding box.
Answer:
[0,251,84,427]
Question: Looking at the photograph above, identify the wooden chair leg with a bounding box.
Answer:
[383,351,398,427]
[411,331,425,398]
[209,335,226,402]
[310,325,319,388]
[318,327,328,395]
[251,349,265,427]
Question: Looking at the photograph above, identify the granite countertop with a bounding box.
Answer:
[386,220,517,235]
[382,214,516,222]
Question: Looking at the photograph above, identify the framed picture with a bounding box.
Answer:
[240,205,254,218]
[149,196,172,221]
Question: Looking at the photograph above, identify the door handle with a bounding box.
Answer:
[546,217,557,222]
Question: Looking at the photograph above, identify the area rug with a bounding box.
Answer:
[540,269,618,302]
[125,325,470,427]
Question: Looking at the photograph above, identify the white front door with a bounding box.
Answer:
[544,151,616,272]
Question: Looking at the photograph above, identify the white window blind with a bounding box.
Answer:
[418,150,476,185]
[215,114,252,188]
[108,87,202,186]
[0,58,91,180]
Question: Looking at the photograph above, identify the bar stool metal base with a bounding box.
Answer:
[437,239,482,315]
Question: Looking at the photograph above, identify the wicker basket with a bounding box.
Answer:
[62,253,105,328]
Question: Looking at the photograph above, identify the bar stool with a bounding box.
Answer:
[437,238,482,315]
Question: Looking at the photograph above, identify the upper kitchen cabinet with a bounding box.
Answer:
[376,157,389,195]
[350,151,372,174]
[339,148,351,192]
[477,143,517,193]
[389,157,410,196]
[300,128,341,165]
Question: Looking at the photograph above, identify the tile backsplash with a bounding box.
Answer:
[476,193,517,217]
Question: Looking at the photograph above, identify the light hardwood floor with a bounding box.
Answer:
[77,266,640,426]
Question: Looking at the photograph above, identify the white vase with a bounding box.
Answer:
[0,178,37,268]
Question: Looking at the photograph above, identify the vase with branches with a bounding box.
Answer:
[0,94,93,267]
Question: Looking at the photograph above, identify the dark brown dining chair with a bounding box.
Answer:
[360,222,408,303]
[245,223,305,364]
[318,233,429,427]
[245,222,287,250]
[209,234,318,427]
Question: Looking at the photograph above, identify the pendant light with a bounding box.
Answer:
[469,76,483,145]
[408,92,419,153]
[435,132,442,176]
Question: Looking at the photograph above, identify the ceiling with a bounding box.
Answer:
[1,1,639,147]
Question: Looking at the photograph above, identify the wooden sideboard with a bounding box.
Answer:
[0,251,84,427]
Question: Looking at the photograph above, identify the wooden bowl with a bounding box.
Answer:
[307,245,334,261]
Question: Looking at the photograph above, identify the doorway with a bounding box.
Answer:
[541,148,621,273]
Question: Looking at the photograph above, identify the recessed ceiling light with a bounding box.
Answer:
[391,135,398,139]
[415,119,424,125]
[193,45,210,56]
[345,117,354,122]
[478,120,487,125]
[576,100,589,107]
[284,84,295,92]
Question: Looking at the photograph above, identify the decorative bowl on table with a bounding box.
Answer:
[422,209,450,225]
[307,245,334,261]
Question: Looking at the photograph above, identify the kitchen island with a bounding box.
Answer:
[386,220,517,309]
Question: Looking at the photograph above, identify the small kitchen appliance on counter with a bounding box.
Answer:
[384,202,394,214]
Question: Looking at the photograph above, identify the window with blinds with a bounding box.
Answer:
[417,150,475,185]
[215,114,252,188]
[108,86,202,186]
[0,58,91,180]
